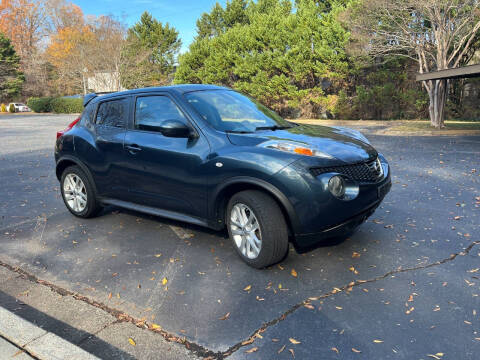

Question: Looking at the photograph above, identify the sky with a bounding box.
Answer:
[74,0,227,52]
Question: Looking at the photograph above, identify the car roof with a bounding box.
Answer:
[90,84,228,104]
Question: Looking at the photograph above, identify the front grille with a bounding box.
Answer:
[311,157,383,183]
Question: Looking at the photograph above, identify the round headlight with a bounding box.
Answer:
[328,175,346,198]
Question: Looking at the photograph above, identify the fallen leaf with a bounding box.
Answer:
[349,266,359,275]
[335,306,343,310]
[154,254,162,257]
[108,292,112,300]
[352,252,361,258]
[151,323,161,330]
[219,312,230,320]
[245,347,258,353]
[304,304,315,310]
[289,348,295,358]
[162,277,168,286]
[291,269,298,277]
[278,345,286,354]
[244,285,252,291]
[331,347,339,354]
[241,338,254,346]
[352,348,361,353]
[373,339,383,343]
[128,338,136,346]
[289,338,301,344]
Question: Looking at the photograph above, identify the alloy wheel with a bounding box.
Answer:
[63,173,87,212]
[230,203,262,259]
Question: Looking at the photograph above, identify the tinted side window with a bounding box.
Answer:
[80,102,95,125]
[96,98,128,128]
[135,96,187,131]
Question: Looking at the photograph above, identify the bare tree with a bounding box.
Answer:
[348,0,480,128]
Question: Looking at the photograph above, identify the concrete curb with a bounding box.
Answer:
[0,307,99,360]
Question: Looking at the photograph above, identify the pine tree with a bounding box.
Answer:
[0,33,24,102]
[121,12,181,88]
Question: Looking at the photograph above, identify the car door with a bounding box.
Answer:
[123,93,210,219]
[92,96,130,199]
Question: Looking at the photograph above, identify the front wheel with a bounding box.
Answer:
[226,190,289,268]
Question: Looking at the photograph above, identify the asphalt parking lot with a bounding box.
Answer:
[0,114,479,359]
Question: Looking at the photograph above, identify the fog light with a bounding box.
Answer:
[328,175,346,198]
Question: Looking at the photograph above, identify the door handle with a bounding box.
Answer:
[125,144,142,154]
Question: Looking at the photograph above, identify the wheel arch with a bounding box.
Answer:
[211,177,301,237]
[56,156,98,194]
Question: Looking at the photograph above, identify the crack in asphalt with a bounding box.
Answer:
[0,240,478,360]
[0,260,222,360]
[221,240,480,358]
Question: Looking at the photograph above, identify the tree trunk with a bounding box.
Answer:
[427,79,447,128]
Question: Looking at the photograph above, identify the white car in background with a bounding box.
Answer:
[9,103,31,112]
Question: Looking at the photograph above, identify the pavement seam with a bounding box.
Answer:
[1,240,478,360]
[221,240,480,358]
[0,334,41,360]
[75,319,122,347]
[0,260,222,360]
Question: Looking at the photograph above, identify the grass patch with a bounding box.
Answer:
[393,121,480,132]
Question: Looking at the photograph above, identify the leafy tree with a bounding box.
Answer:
[175,0,350,118]
[0,0,45,59]
[0,33,24,102]
[121,12,181,88]
[348,0,480,128]
[335,57,428,119]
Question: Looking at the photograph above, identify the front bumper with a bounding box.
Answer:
[272,156,391,250]
[294,179,391,251]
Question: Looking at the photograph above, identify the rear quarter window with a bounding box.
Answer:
[80,102,96,126]
[96,98,129,128]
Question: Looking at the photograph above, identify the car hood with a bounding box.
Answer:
[227,124,377,164]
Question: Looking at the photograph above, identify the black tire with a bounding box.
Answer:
[60,165,102,218]
[226,190,289,268]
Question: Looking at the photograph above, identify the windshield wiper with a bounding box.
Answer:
[255,125,293,131]
[226,130,254,134]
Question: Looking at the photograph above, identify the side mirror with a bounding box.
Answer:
[159,119,193,138]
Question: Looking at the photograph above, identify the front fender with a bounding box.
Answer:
[209,176,302,234]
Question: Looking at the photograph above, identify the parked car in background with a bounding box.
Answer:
[9,103,31,112]
[54,85,391,268]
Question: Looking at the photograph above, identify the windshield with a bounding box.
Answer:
[184,90,292,133]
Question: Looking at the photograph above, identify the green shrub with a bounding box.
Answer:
[0,103,6,112]
[27,97,54,113]
[50,97,83,113]
[8,103,15,113]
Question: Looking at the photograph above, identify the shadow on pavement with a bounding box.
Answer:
[0,290,135,360]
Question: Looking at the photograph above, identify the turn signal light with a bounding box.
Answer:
[294,147,313,156]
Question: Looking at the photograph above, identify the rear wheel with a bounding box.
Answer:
[226,190,289,268]
[61,165,101,218]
